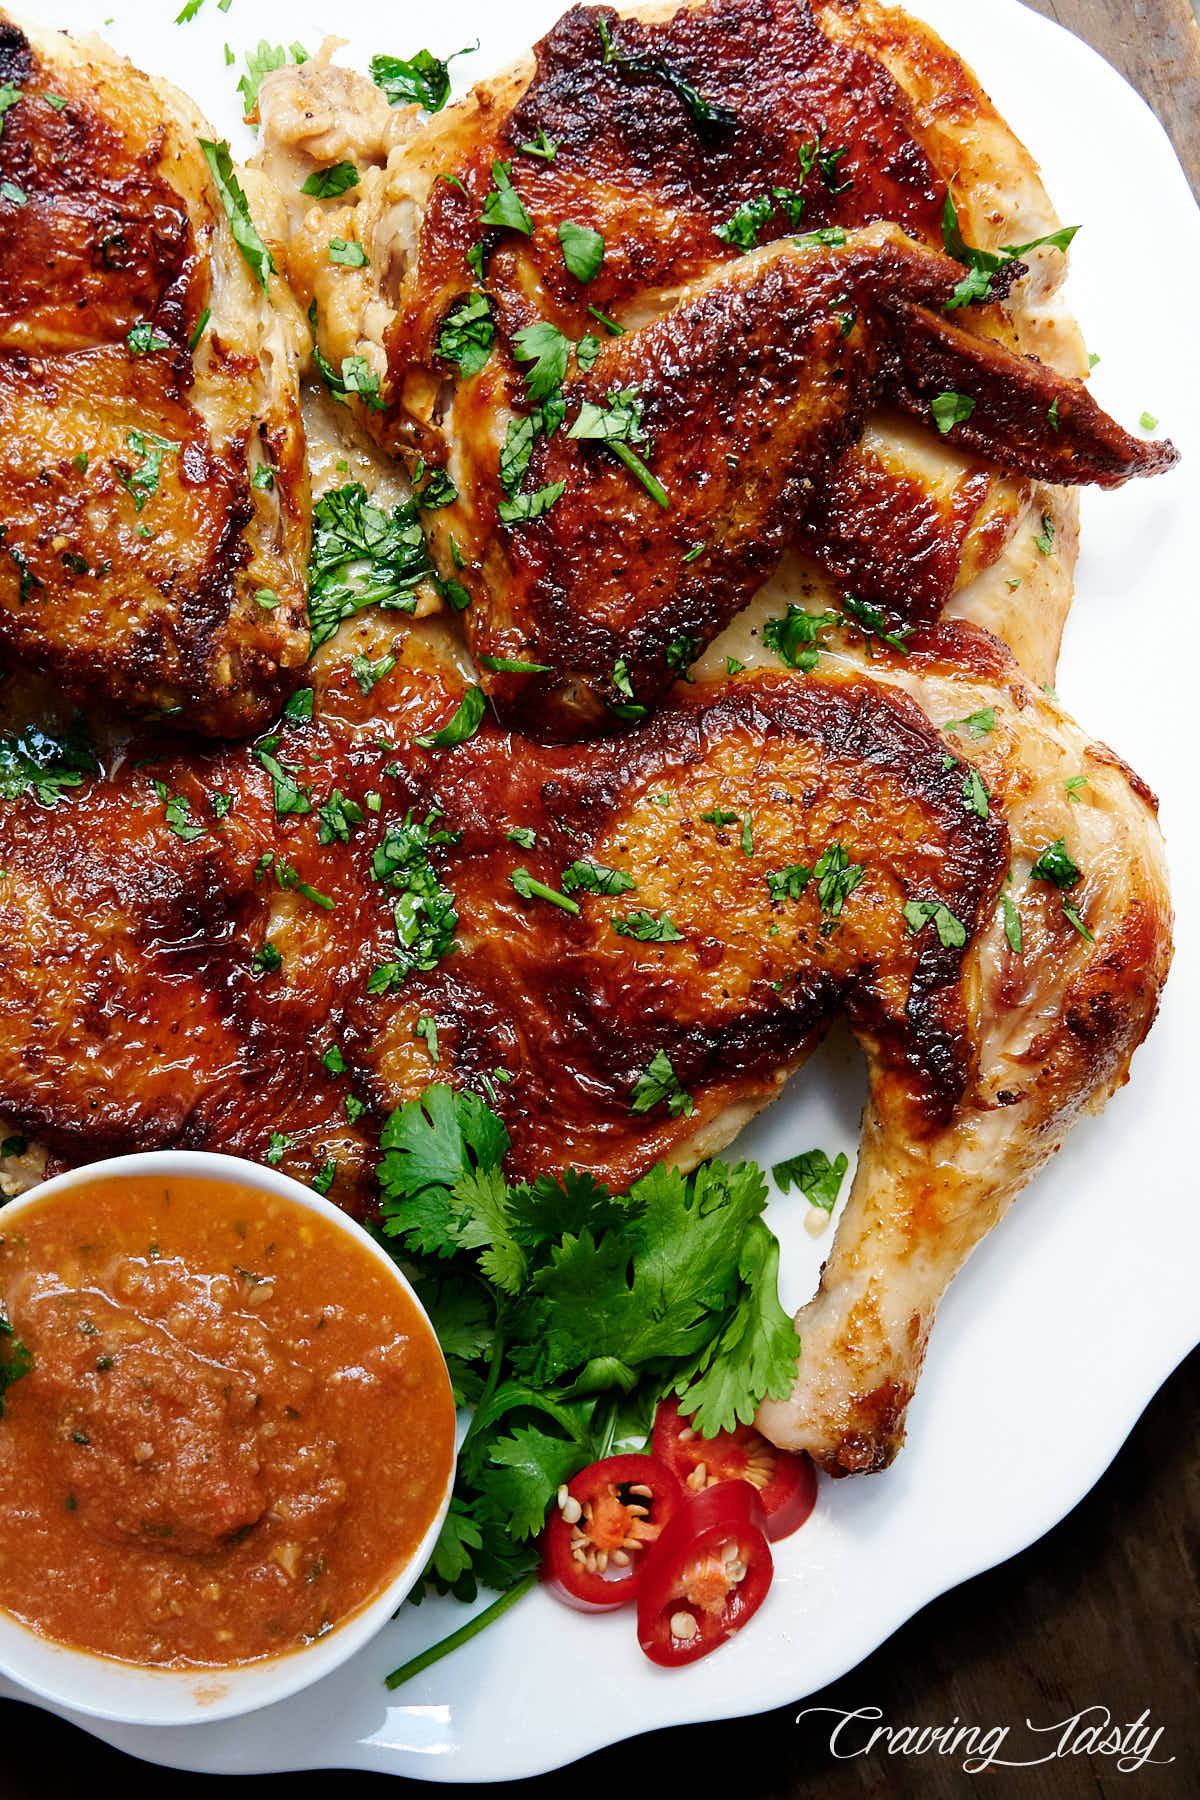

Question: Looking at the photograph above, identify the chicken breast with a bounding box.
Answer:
[0,10,309,735]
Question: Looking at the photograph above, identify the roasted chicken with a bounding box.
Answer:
[0,608,1170,1469]
[261,0,1175,731]
[0,11,309,735]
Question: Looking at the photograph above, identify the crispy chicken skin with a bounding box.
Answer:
[260,0,1174,732]
[422,226,1171,732]
[0,613,1170,1474]
[0,12,309,735]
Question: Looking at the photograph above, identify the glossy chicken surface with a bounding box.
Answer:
[0,612,1170,1469]
[0,12,308,735]
[262,0,1174,730]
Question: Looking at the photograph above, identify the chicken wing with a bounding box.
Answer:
[0,12,309,735]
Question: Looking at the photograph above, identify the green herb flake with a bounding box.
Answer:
[370,45,474,113]
[772,1147,848,1212]
[301,161,360,198]
[557,220,605,282]
[903,898,968,949]
[198,138,275,289]
[931,390,976,435]
[415,686,487,749]
[630,1049,693,1116]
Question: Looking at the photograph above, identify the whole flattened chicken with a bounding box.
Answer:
[0,11,309,735]
[0,610,1171,1471]
[259,0,1175,732]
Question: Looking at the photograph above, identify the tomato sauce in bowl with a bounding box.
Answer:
[0,1161,454,1686]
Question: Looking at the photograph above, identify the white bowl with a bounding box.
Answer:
[0,1149,455,1726]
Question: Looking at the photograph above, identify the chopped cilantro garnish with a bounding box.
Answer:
[370,44,474,113]
[595,16,735,136]
[236,40,308,124]
[961,767,989,820]
[772,1147,848,1212]
[557,219,605,282]
[903,898,968,949]
[307,482,435,650]
[415,1016,440,1062]
[1,1302,33,1417]
[767,863,812,903]
[252,940,282,974]
[762,605,838,671]
[512,319,571,402]
[560,859,635,896]
[368,810,460,987]
[497,481,566,526]
[930,391,976,435]
[568,389,669,508]
[630,1049,693,1115]
[1034,514,1055,556]
[0,715,97,806]
[198,138,275,289]
[437,292,495,377]
[815,843,865,923]
[415,686,486,748]
[481,160,533,235]
[945,707,995,740]
[612,909,683,942]
[510,867,580,915]
[1029,839,1081,889]
[301,161,359,198]
[126,321,171,357]
[329,237,369,268]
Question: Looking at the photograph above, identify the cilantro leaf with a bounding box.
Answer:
[630,1048,693,1116]
[560,860,635,897]
[1029,839,1081,889]
[612,909,682,942]
[772,1148,848,1211]
[0,1302,31,1417]
[438,292,495,377]
[415,685,486,749]
[557,220,604,282]
[237,40,308,124]
[672,1219,800,1434]
[763,605,838,671]
[512,319,571,402]
[307,482,434,649]
[371,45,474,114]
[475,1425,589,1540]
[301,162,359,198]
[198,139,275,289]
[0,715,97,806]
[931,390,976,435]
[767,863,812,903]
[481,160,533,235]
[903,898,968,949]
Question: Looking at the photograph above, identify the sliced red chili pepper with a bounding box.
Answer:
[652,1396,817,1541]
[636,1477,773,1667]
[541,1453,683,1613]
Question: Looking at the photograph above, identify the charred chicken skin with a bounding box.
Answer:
[0,12,308,735]
[264,0,1175,732]
[0,615,1170,1471]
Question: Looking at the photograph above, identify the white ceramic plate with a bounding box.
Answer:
[2,0,1198,1780]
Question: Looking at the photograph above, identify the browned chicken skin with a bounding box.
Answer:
[434,227,1173,731]
[0,612,1171,1475]
[0,13,309,735]
[273,2,1174,735]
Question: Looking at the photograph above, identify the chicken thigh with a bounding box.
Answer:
[0,11,309,735]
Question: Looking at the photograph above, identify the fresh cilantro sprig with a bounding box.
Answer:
[307,482,436,650]
[377,1083,800,1621]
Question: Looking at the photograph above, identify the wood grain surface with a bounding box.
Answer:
[1025,0,1200,192]
[0,4,1196,1797]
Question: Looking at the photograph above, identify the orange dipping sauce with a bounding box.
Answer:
[0,1172,454,1668]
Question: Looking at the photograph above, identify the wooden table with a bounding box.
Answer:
[2,5,1197,1796]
